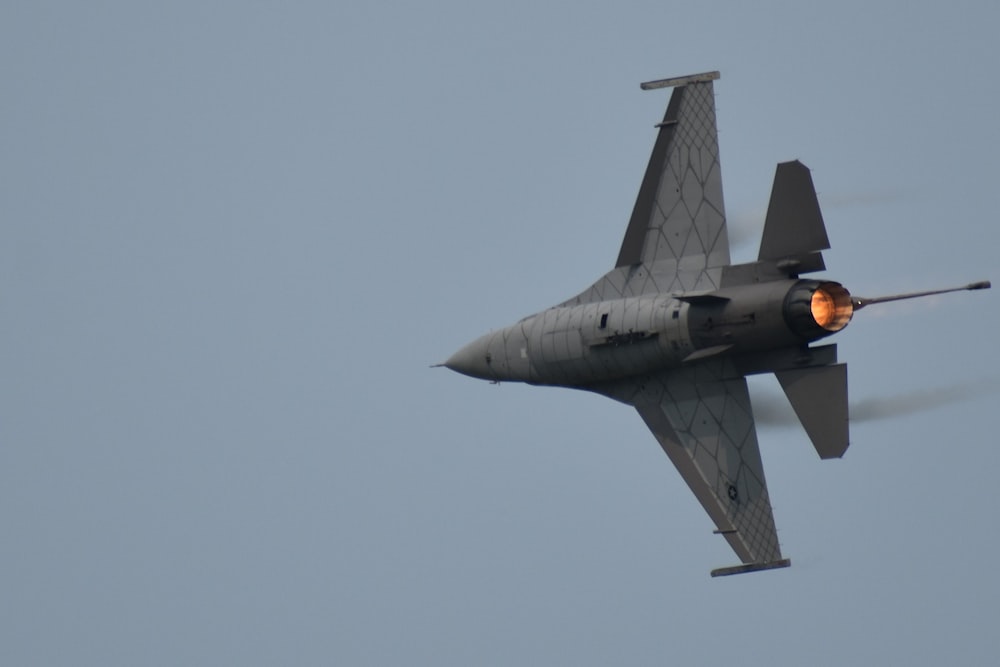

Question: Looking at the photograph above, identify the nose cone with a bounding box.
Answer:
[444,333,494,380]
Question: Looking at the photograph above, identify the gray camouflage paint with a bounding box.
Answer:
[443,71,988,575]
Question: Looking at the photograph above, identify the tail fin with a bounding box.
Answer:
[758,161,830,261]
[775,363,849,459]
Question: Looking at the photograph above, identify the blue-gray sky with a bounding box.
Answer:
[3,2,999,665]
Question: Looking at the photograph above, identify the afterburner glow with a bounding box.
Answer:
[810,283,854,331]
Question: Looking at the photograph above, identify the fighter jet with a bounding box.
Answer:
[441,71,990,576]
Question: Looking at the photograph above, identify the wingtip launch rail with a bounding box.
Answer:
[711,559,792,578]
[640,70,720,90]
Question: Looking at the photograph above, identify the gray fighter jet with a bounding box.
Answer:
[442,71,990,576]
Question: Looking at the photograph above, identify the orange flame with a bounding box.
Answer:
[810,284,854,331]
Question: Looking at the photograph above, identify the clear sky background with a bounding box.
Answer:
[3,2,999,665]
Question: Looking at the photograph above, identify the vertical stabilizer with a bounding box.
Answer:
[774,363,849,459]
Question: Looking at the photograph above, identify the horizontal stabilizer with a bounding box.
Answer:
[711,559,791,577]
[775,363,849,459]
[758,161,830,261]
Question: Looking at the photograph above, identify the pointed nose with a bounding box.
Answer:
[445,333,494,380]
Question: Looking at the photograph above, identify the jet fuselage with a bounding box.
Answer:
[447,279,854,387]
[442,71,989,574]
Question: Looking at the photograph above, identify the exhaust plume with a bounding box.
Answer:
[850,378,1000,422]
[753,378,1000,427]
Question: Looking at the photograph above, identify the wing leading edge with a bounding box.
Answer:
[592,359,789,575]
[617,72,730,270]
[562,72,730,307]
